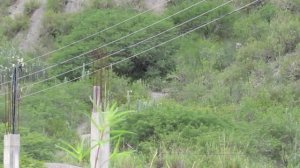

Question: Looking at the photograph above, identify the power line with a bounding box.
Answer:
[18,0,232,89]
[0,2,168,73]
[0,13,150,74]
[0,0,207,87]
[20,0,260,99]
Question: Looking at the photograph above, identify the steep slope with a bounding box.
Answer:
[8,0,26,18]
[64,0,86,13]
[20,0,47,51]
[9,0,167,52]
[144,0,167,12]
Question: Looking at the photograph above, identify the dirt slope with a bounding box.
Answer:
[20,0,47,51]
[144,0,168,12]
[8,0,26,18]
[64,0,86,13]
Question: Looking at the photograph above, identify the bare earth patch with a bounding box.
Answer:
[45,163,81,168]
[8,0,26,18]
[64,0,87,13]
[144,0,168,13]
[19,0,46,51]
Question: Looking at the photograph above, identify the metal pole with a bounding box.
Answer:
[4,65,20,168]
[12,67,17,134]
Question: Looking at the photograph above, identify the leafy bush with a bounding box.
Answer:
[168,0,234,38]
[21,130,55,161]
[0,125,50,167]
[236,40,275,62]
[270,0,300,12]
[119,102,233,151]
[20,80,90,140]
[42,10,73,39]
[24,0,40,16]
[279,54,300,81]
[0,43,24,70]
[2,15,29,38]
[233,11,269,41]
[87,0,116,9]
[46,0,67,13]
[21,155,44,168]
[50,8,177,81]
[268,12,300,54]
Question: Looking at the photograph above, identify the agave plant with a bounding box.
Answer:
[57,101,134,167]
[56,139,90,165]
[90,101,134,167]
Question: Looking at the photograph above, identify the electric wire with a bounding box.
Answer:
[0,0,207,87]
[20,0,260,99]
[19,0,232,89]
[0,3,167,72]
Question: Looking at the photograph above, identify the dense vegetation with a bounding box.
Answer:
[0,0,299,167]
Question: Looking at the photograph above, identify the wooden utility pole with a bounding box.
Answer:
[4,65,20,168]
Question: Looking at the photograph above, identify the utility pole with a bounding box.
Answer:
[90,86,101,168]
[90,57,110,168]
[4,64,21,168]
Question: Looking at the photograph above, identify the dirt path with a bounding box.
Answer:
[144,0,168,13]
[11,0,167,51]
[64,0,86,13]
[114,0,168,12]
[151,91,168,101]
[45,163,81,168]
[19,0,46,51]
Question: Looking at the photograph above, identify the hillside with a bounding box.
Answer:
[0,0,300,167]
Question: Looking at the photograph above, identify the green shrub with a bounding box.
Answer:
[46,0,67,13]
[22,131,55,161]
[20,80,90,140]
[42,11,73,39]
[24,0,40,16]
[236,40,274,62]
[88,0,116,9]
[296,43,300,52]
[234,12,300,63]
[50,8,177,81]
[269,12,300,54]
[258,3,278,22]
[2,15,29,38]
[129,80,150,101]
[279,54,300,81]
[119,102,233,150]
[168,0,234,38]
[0,43,24,70]
[233,12,269,41]
[21,155,44,168]
[20,154,45,168]
[270,0,300,12]
[176,37,233,75]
